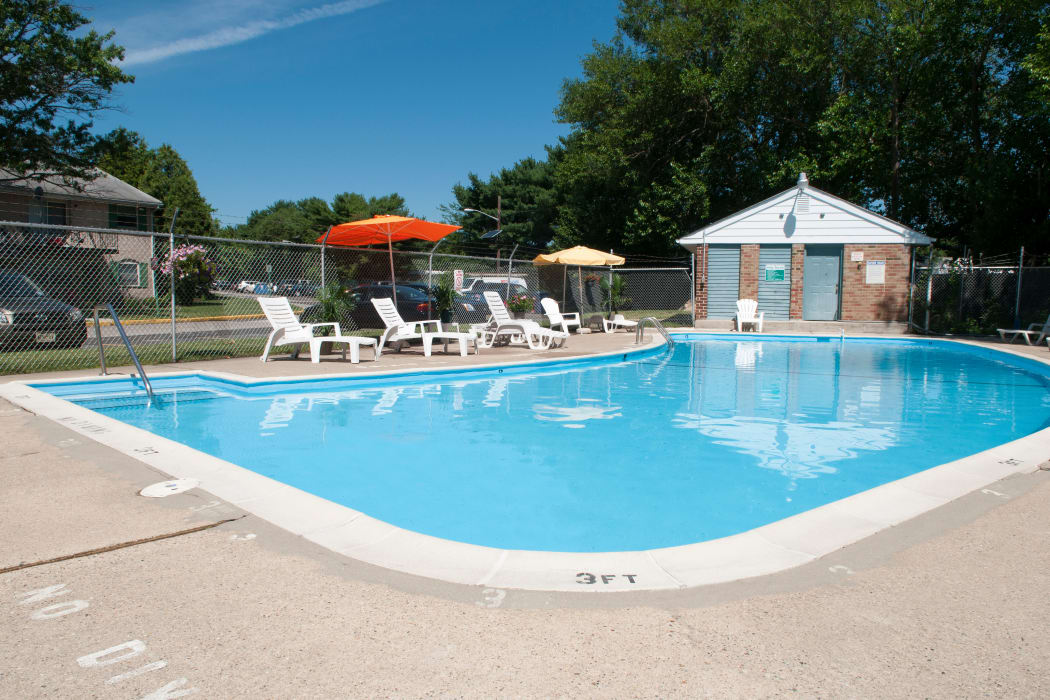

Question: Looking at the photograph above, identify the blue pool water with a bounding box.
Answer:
[37,337,1050,552]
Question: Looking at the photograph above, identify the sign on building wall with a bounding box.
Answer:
[851,251,865,262]
[866,260,885,284]
[764,264,786,281]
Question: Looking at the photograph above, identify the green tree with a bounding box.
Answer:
[331,191,410,222]
[93,129,216,236]
[140,145,215,236]
[443,152,563,252]
[90,127,151,187]
[552,0,1050,256]
[0,0,133,182]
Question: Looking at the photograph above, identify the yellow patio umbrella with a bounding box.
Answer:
[533,245,626,309]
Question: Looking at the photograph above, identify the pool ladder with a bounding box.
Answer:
[91,303,154,402]
[634,317,675,350]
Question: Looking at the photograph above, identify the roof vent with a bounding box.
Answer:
[797,172,809,189]
[797,194,810,214]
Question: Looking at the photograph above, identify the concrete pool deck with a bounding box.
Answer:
[2,332,1050,696]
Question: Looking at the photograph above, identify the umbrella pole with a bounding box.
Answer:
[388,236,397,304]
[561,265,566,308]
[578,265,583,311]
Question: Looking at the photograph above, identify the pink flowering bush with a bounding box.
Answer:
[152,244,216,305]
[507,293,533,313]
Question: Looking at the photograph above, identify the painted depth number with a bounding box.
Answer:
[576,572,638,585]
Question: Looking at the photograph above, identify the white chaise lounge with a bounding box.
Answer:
[735,298,764,332]
[371,297,478,357]
[259,296,377,364]
[997,314,1050,345]
[602,313,638,333]
[540,297,581,334]
[480,291,568,350]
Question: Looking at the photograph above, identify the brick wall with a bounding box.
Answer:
[789,244,805,319]
[739,244,759,300]
[693,246,707,321]
[840,244,912,321]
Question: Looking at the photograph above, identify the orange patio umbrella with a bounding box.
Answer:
[318,215,461,302]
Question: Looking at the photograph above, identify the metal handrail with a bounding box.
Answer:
[92,303,154,402]
[634,316,675,350]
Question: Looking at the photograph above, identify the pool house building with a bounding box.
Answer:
[678,174,933,327]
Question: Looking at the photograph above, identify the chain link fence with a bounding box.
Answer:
[0,220,693,376]
[909,256,1050,335]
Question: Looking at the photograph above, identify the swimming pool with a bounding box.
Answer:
[26,336,1050,556]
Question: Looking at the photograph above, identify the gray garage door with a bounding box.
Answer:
[706,245,740,319]
[757,245,792,320]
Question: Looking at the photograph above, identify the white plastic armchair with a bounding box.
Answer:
[258,296,376,363]
[540,297,580,334]
[480,291,567,349]
[735,298,764,332]
[997,313,1050,345]
[371,297,477,357]
[602,314,638,333]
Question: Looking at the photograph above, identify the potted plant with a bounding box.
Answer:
[599,273,630,319]
[314,282,356,352]
[433,273,457,324]
[507,293,533,319]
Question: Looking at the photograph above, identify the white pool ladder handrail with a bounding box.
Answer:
[634,316,675,350]
[92,303,154,402]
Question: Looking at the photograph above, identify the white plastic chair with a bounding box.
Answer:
[998,313,1050,345]
[480,291,567,349]
[371,297,478,357]
[258,297,377,364]
[540,297,581,334]
[735,298,764,332]
[602,313,638,333]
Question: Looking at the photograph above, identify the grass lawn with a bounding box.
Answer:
[115,296,304,321]
[0,329,384,376]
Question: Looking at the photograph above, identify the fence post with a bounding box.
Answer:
[506,244,518,300]
[168,208,179,363]
[1014,246,1024,329]
[319,226,332,289]
[691,248,697,323]
[924,247,932,332]
[907,246,916,330]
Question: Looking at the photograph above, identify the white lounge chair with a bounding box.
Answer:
[258,297,377,364]
[371,297,478,357]
[602,313,638,333]
[479,291,568,350]
[735,298,764,332]
[540,297,581,334]
[997,314,1050,345]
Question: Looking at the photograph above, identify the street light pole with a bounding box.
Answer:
[462,202,506,276]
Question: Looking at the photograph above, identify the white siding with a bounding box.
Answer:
[679,185,933,246]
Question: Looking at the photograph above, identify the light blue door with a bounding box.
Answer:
[803,245,841,320]
[706,245,740,319]
[757,245,791,320]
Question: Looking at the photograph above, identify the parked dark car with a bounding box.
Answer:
[299,283,435,330]
[456,282,550,322]
[0,270,87,350]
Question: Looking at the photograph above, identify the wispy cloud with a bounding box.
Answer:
[121,0,387,66]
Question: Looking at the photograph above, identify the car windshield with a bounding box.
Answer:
[0,272,45,297]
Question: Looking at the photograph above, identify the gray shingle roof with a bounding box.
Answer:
[0,168,162,207]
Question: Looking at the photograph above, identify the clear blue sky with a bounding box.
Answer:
[86,0,621,228]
